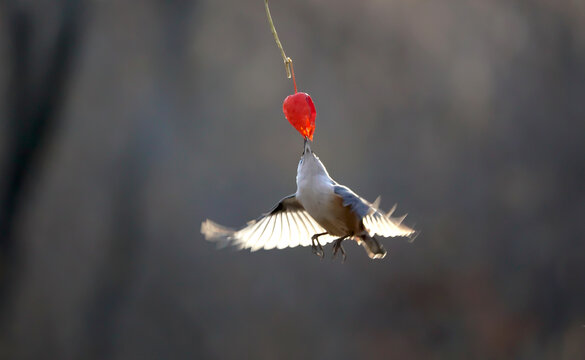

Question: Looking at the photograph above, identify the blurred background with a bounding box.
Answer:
[1,0,584,359]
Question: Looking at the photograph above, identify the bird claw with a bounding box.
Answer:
[311,233,325,259]
[311,245,324,259]
[332,237,347,263]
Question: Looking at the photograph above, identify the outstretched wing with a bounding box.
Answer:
[201,195,337,251]
[334,185,418,241]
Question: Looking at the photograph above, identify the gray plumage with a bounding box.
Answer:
[333,185,371,219]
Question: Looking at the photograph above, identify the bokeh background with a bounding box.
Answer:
[1,0,584,359]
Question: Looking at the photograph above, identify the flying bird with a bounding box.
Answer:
[201,139,417,260]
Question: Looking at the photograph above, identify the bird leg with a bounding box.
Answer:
[332,236,348,263]
[311,232,328,258]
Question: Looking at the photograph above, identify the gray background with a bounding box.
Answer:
[1,0,584,359]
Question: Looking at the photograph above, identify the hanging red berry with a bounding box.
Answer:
[283,92,316,140]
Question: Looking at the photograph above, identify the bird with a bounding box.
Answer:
[201,139,417,260]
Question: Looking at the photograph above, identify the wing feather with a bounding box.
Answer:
[291,212,310,247]
[201,194,337,251]
[281,212,296,249]
[262,212,282,251]
[259,214,278,250]
[333,185,418,240]
[365,208,417,239]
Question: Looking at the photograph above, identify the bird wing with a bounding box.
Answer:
[333,185,418,241]
[201,194,338,251]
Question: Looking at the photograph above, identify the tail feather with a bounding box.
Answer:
[357,234,387,259]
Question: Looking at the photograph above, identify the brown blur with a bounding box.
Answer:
[0,1,584,359]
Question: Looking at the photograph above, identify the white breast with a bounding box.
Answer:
[297,174,333,215]
[295,154,339,229]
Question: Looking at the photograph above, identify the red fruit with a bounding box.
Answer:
[283,92,316,140]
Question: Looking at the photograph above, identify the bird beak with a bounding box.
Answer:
[303,137,312,154]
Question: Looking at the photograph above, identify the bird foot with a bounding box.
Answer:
[332,237,347,263]
[311,234,325,259]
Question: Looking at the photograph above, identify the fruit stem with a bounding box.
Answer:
[264,0,294,81]
[289,59,297,93]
